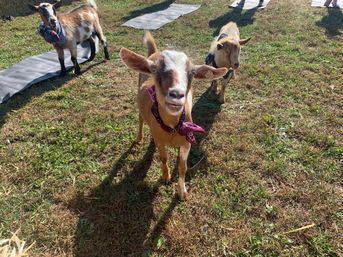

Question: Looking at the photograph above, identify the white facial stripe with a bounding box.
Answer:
[162,50,189,93]
[40,4,56,21]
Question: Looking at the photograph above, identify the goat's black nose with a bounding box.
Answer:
[169,90,185,99]
[50,19,57,25]
[234,62,240,68]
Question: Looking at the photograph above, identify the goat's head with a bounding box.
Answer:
[29,1,62,31]
[217,37,251,70]
[120,48,228,116]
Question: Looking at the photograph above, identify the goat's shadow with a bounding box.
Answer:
[122,0,175,21]
[70,88,222,256]
[188,88,222,176]
[316,7,343,36]
[209,4,260,36]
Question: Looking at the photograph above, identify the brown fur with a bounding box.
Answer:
[120,32,227,200]
[208,22,251,103]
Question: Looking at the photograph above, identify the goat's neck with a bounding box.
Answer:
[157,103,182,128]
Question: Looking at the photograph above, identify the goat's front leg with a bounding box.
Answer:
[70,45,81,75]
[56,47,66,76]
[177,143,191,200]
[157,144,171,183]
[210,79,218,93]
[137,113,144,144]
[219,70,235,104]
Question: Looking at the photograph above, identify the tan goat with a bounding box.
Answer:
[29,0,109,76]
[206,22,251,103]
[120,32,227,200]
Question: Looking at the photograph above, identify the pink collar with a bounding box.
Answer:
[147,86,205,144]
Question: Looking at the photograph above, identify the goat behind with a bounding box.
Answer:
[29,0,109,76]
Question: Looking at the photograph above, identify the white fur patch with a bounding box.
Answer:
[162,50,188,93]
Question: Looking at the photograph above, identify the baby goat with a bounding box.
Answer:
[29,0,109,76]
[206,22,251,103]
[120,32,227,200]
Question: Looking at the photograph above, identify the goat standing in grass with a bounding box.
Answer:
[120,32,227,200]
[206,22,251,103]
[29,0,109,76]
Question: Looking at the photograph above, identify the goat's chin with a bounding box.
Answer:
[166,104,183,115]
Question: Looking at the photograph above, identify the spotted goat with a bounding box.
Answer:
[206,22,251,103]
[29,0,109,76]
[120,32,227,200]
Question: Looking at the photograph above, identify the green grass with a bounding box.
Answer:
[0,0,342,256]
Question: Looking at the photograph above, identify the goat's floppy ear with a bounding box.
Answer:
[53,0,62,9]
[120,48,157,74]
[28,4,39,11]
[192,65,228,80]
[239,37,251,45]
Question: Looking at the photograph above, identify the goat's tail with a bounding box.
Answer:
[87,0,97,10]
[143,31,157,57]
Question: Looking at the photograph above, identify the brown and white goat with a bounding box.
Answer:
[120,32,227,200]
[206,22,251,103]
[29,0,109,76]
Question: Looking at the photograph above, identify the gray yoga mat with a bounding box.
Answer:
[122,3,201,30]
[0,39,98,103]
[311,0,343,8]
[230,0,271,9]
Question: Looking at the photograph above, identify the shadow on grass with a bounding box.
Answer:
[0,75,72,129]
[70,88,222,256]
[0,60,104,130]
[316,7,343,36]
[70,141,164,256]
[188,87,222,177]
[122,0,175,21]
[209,5,259,36]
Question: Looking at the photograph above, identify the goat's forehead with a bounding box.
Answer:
[39,3,53,7]
[161,50,188,72]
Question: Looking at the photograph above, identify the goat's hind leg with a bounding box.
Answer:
[94,20,109,60]
[70,45,81,75]
[87,36,96,62]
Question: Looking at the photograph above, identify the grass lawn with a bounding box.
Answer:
[0,0,342,256]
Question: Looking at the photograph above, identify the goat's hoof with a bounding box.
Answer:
[177,191,188,201]
[88,56,95,62]
[163,178,172,186]
[135,138,144,145]
[105,55,110,60]
[74,68,81,75]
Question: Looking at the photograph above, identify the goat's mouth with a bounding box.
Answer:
[166,102,183,113]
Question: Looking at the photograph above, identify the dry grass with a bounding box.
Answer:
[0,230,35,257]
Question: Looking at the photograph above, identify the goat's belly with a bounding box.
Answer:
[77,26,93,43]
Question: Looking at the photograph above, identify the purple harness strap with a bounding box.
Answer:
[147,86,205,144]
